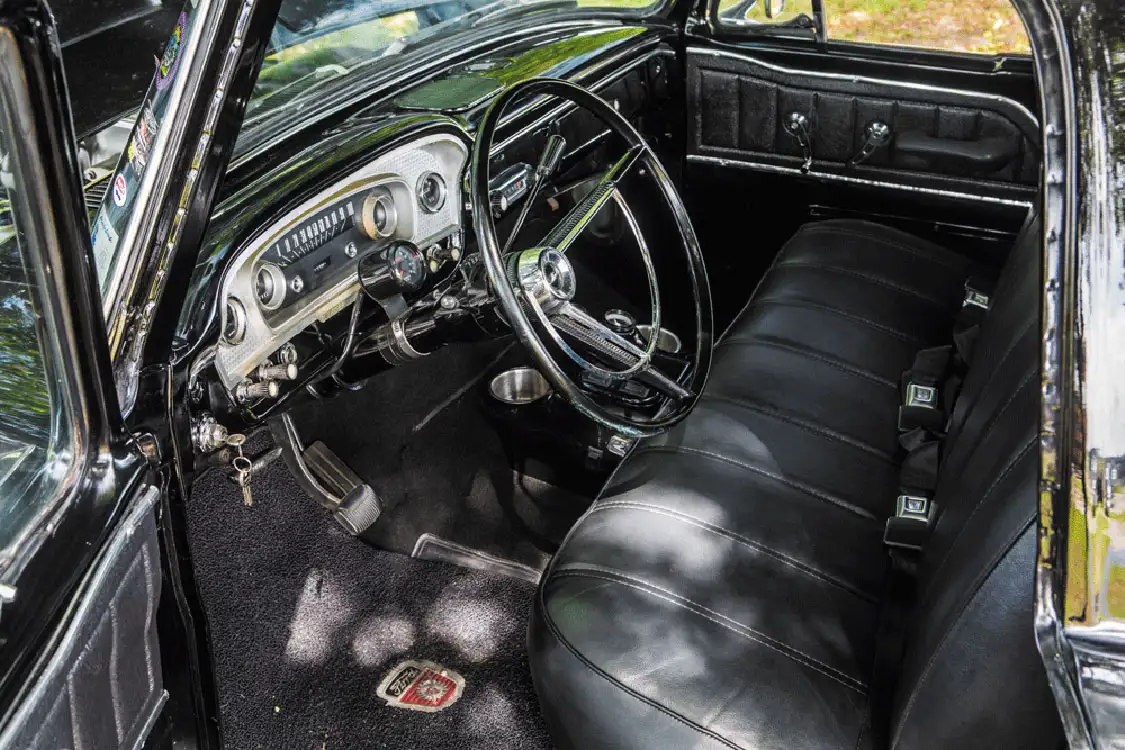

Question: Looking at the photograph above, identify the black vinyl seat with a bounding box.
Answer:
[528,219,1064,749]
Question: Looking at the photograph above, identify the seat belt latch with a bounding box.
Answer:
[962,285,991,311]
[884,495,933,552]
[905,383,937,409]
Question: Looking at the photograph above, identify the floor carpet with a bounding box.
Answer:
[186,448,553,750]
[286,340,597,573]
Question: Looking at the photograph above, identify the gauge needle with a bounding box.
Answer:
[502,134,566,255]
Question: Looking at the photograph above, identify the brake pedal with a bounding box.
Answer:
[303,440,364,497]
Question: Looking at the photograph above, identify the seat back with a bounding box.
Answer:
[891,220,1063,748]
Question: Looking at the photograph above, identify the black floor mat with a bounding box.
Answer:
[286,340,595,573]
[186,451,553,750]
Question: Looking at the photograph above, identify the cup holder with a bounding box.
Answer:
[489,367,551,405]
[636,325,682,354]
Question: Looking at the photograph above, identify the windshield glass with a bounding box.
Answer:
[244,0,657,130]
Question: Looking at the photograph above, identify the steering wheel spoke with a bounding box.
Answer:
[541,143,644,253]
[549,303,694,401]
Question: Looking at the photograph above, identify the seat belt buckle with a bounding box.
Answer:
[884,495,933,552]
[897,383,944,433]
[905,383,937,409]
[896,494,931,521]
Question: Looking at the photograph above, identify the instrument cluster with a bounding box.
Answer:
[215,133,468,390]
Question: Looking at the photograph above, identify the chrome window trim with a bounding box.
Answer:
[103,0,227,334]
[1032,0,1125,740]
[686,153,1035,208]
[689,47,1040,132]
[0,28,89,578]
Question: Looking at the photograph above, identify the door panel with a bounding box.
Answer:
[685,47,1040,204]
[0,488,164,750]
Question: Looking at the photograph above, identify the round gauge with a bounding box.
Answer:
[389,242,426,291]
[361,190,397,239]
[223,297,246,344]
[255,263,287,310]
[417,172,447,214]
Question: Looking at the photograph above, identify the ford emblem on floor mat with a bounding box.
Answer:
[376,660,466,712]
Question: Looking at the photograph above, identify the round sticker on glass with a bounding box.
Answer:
[156,13,187,91]
[112,174,128,207]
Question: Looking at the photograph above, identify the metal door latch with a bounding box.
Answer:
[783,111,813,173]
[848,120,892,168]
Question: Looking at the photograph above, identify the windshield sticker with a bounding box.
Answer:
[156,12,187,91]
[91,205,119,287]
[112,173,128,207]
[127,105,158,176]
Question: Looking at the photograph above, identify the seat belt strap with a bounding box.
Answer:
[869,548,918,747]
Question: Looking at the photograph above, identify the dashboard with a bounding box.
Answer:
[215,133,468,389]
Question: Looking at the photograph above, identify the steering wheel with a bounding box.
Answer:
[470,78,713,438]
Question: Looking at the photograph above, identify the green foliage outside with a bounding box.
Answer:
[719,0,1030,55]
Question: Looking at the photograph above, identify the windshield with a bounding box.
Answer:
[244,0,657,130]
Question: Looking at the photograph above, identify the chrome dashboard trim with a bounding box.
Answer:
[686,154,1035,208]
[688,48,1040,132]
[214,133,467,389]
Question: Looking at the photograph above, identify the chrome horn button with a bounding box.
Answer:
[515,247,576,312]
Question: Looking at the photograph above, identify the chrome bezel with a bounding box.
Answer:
[223,296,247,344]
[254,262,287,311]
[362,189,398,238]
[417,171,447,214]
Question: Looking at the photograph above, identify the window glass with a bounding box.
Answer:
[716,0,1030,55]
[246,0,660,131]
[0,96,77,562]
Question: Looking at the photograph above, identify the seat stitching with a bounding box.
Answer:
[716,337,898,389]
[535,588,745,750]
[890,515,1036,749]
[922,439,1035,602]
[698,394,898,463]
[796,223,966,272]
[591,499,881,602]
[553,566,869,693]
[627,444,881,523]
[750,297,923,345]
[774,260,949,308]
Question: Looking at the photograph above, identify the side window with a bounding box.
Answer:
[0,98,78,563]
[716,0,1030,55]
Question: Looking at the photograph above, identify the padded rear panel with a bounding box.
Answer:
[687,53,1040,190]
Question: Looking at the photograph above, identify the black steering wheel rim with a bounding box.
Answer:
[470,77,713,438]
